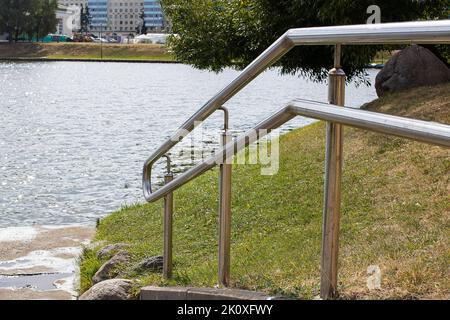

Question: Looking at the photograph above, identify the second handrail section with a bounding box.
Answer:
[145,99,450,203]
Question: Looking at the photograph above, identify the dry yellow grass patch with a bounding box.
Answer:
[337,83,450,299]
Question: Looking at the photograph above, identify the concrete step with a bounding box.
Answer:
[140,286,284,300]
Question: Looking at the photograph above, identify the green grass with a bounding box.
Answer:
[78,247,104,293]
[80,83,450,299]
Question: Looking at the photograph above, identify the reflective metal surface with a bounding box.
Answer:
[143,20,450,201]
[288,101,450,147]
[163,172,174,279]
[288,20,450,45]
[142,35,292,199]
[218,131,232,287]
[144,100,450,204]
[215,106,232,286]
[321,45,345,299]
[218,107,229,131]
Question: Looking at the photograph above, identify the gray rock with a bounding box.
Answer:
[97,243,130,260]
[375,45,450,97]
[84,240,107,251]
[93,251,132,284]
[133,255,163,273]
[78,279,134,300]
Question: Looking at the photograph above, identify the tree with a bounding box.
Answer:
[0,0,58,42]
[80,4,91,34]
[0,0,34,42]
[162,0,449,83]
[136,10,147,35]
[28,0,58,41]
[140,10,147,35]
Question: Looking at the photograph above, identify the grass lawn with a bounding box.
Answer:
[80,84,450,299]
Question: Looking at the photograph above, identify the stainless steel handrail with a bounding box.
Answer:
[143,19,450,298]
[143,20,450,200]
[145,99,450,203]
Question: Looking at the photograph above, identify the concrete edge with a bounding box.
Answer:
[140,286,288,300]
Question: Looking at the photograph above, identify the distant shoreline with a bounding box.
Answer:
[0,57,180,64]
[0,42,175,63]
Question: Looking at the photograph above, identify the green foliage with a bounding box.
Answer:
[78,246,103,294]
[80,5,92,33]
[0,0,58,42]
[434,44,450,65]
[162,0,449,83]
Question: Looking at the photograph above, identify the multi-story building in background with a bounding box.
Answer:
[57,0,166,36]
[143,1,165,30]
[88,0,108,30]
[108,0,144,33]
[57,0,88,32]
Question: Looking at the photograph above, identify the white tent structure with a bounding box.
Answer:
[133,33,169,44]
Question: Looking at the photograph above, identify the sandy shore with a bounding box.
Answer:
[0,225,95,300]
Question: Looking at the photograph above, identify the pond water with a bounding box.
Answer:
[0,62,379,227]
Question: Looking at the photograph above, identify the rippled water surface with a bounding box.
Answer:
[0,62,378,227]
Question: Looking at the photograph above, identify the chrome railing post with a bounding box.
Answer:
[321,44,345,299]
[163,156,174,279]
[218,107,232,287]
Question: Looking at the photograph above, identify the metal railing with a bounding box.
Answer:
[142,20,450,299]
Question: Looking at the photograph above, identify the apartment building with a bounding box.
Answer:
[143,1,164,30]
[88,0,108,30]
[57,0,165,35]
[108,0,144,33]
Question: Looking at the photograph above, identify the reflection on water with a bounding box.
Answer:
[0,273,72,291]
[0,62,378,227]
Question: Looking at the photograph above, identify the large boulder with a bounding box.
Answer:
[133,256,163,273]
[92,251,132,284]
[375,45,450,97]
[78,279,134,300]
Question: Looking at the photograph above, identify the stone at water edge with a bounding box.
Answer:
[375,45,450,97]
[92,250,132,284]
[78,279,134,300]
[96,243,130,260]
[133,255,163,272]
[84,240,107,251]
